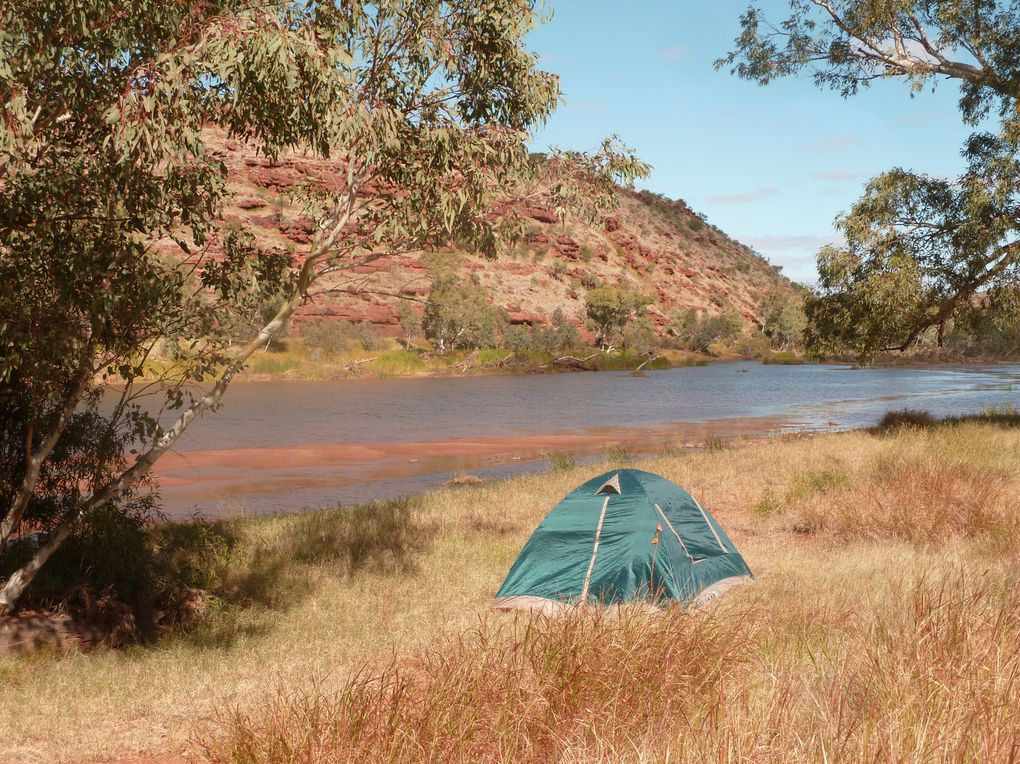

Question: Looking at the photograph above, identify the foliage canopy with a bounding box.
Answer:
[0,0,648,611]
[585,285,652,350]
[722,0,1020,358]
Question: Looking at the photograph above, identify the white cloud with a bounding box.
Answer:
[706,187,780,204]
[895,108,951,126]
[813,170,858,182]
[742,233,844,253]
[798,134,861,152]
[659,45,689,62]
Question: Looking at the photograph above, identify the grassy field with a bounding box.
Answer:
[2,416,1020,762]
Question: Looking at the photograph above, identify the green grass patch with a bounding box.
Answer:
[753,488,783,518]
[789,467,851,500]
[546,452,578,472]
[762,352,806,365]
[369,349,429,376]
[249,353,300,376]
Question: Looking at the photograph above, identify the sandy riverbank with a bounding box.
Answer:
[154,415,794,517]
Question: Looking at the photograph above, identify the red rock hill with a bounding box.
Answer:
[191,133,798,339]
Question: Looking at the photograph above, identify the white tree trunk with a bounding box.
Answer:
[0,156,392,614]
[0,181,365,612]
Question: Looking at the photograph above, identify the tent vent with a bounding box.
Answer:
[596,474,622,495]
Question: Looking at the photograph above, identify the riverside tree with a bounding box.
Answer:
[0,1,649,612]
[760,288,807,350]
[584,285,652,350]
[721,0,1020,358]
[422,268,505,352]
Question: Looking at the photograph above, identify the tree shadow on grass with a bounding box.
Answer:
[153,498,436,649]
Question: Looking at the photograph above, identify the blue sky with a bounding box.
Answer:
[527,1,976,284]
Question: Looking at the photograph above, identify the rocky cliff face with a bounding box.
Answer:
[179,132,797,340]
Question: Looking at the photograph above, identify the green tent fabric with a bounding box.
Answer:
[495,468,752,611]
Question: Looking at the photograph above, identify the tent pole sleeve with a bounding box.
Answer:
[655,503,695,563]
[580,495,611,602]
[693,497,727,553]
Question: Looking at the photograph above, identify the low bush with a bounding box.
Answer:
[300,320,387,354]
[875,409,936,431]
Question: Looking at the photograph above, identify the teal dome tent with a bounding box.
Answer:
[495,469,752,611]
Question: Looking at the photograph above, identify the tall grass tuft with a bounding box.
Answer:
[791,453,1017,547]
[200,571,1020,762]
[200,607,757,763]
[546,451,578,472]
[605,444,635,464]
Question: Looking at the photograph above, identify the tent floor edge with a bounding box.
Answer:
[689,575,754,609]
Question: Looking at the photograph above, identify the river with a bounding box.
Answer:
[147,362,1020,517]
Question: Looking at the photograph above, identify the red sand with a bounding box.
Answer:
[153,416,793,511]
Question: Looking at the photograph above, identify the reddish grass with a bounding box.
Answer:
[199,608,758,763]
[793,455,1018,547]
[715,573,1020,762]
[200,571,1020,763]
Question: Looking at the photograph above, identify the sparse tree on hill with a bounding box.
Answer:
[721,1,1020,359]
[0,1,649,612]
[669,309,743,353]
[622,315,657,354]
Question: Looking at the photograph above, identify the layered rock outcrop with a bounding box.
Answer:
[186,131,797,337]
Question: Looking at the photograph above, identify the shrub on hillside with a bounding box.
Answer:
[668,309,743,353]
[502,309,582,355]
[943,309,1020,357]
[585,284,651,350]
[621,315,656,354]
[760,289,807,350]
[397,302,422,338]
[734,331,771,358]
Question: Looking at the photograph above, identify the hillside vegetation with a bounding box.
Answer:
[185,130,798,344]
[2,413,1019,762]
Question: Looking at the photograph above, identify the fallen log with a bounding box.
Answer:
[344,357,377,375]
[553,352,602,370]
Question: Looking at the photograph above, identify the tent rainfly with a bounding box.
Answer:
[495,468,752,612]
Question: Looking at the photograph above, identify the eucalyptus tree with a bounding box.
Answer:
[0,1,648,611]
[585,284,652,350]
[720,1,1020,358]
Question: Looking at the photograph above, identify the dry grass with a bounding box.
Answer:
[202,608,758,763]
[200,571,1020,763]
[3,419,1020,762]
[792,452,1016,545]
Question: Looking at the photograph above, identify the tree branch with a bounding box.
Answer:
[0,338,95,558]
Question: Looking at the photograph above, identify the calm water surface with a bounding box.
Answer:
[147,362,1020,516]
